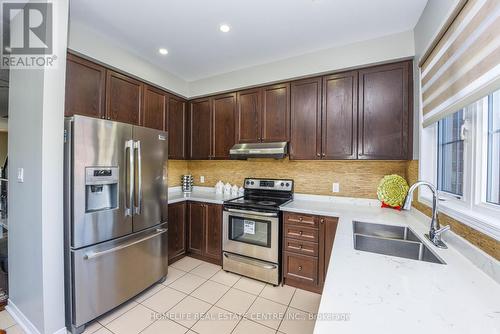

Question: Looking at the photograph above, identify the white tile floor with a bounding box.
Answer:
[0,256,322,334]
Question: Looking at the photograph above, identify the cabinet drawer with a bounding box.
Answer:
[284,225,319,242]
[284,252,318,284]
[284,212,319,228]
[284,238,318,257]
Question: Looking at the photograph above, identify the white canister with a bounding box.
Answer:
[238,187,245,195]
[224,182,232,195]
[231,184,239,195]
[215,180,224,194]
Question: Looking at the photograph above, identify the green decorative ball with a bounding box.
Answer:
[377,175,409,207]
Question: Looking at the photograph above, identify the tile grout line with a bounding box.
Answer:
[187,272,243,331]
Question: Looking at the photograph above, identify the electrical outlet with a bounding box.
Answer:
[332,182,340,193]
[200,176,205,183]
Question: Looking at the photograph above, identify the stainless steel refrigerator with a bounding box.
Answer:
[64,115,168,333]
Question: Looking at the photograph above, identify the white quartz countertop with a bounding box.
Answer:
[280,196,500,334]
[168,187,240,204]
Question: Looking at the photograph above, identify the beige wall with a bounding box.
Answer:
[169,158,407,198]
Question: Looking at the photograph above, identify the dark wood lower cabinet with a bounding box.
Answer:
[168,202,186,264]
[283,212,338,293]
[187,202,204,256]
[203,204,223,262]
[186,201,223,265]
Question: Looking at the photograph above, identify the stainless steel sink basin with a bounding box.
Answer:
[353,221,420,242]
[353,222,445,264]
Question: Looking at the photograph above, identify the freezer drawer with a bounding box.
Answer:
[70,224,168,328]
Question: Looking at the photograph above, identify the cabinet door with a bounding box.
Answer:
[290,78,322,160]
[319,216,338,285]
[187,202,204,255]
[168,202,186,262]
[236,88,261,143]
[142,85,165,130]
[212,93,237,159]
[106,70,143,125]
[189,98,212,159]
[168,96,187,160]
[358,61,411,160]
[322,72,358,159]
[65,54,106,118]
[262,83,290,142]
[204,204,222,263]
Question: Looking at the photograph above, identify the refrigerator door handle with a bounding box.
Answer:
[134,140,142,215]
[125,140,134,217]
[83,228,167,260]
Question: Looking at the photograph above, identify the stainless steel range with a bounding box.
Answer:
[222,178,293,285]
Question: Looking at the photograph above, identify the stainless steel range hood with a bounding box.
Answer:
[229,142,288,159]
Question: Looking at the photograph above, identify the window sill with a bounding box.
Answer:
[419,194,500,240]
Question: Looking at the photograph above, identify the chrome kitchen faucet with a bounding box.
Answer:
[402,181,450,249]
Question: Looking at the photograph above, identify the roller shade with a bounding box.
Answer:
[420,0,500,127]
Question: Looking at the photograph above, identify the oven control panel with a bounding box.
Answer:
[244,178,293,192]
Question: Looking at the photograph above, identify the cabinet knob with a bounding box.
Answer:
[320,218,325,223]
[299,231,303,236]
[298,266,302,271]
[322,153,326,157]
[316,153,320,157]
[299,217,303,221]
[299,244,303,249]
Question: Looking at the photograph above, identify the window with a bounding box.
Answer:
[437,110,465,197]
[420,88,500,240]
[487,91,500,205]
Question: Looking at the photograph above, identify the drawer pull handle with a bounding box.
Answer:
[298,266,302,271]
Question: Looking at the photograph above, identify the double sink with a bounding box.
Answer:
[353,221,445,264]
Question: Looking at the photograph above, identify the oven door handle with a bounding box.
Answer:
[225,208,278,217]
[224,252,278,270]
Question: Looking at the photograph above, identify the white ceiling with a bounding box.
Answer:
[69,0,428,81]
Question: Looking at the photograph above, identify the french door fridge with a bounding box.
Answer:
[64,115,168,333]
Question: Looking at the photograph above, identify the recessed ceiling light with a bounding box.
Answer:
[158,48,168,55]
[219,24,230,33]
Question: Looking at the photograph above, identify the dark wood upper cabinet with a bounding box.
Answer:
[262,83,290,142]
[65,54,106,118]
[236,84,290,144]
[322,71,358,159]
[187,202,204,255]
[142,85,166,130]
[168,96,188,160]
[106,70,143,125]
[168,202,186,263]
[189,98,212,160]
[212,93,237,159]
[236,88,261,143]
[204,204,222,262]
[290,78,322,160]
[358,61,411,160]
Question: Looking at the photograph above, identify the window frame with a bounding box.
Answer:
[436,109,466,198]
[419,93,500,240]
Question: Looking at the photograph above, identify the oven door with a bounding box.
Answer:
[223,208,279,263]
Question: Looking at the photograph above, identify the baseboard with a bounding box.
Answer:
[5,300,41,334]
[5,300,67,334]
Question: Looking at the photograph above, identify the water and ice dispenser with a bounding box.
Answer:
[85,167,118,212]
